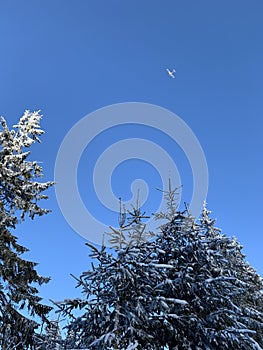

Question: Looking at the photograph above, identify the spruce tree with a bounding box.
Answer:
[0,111,54,349]
[56,203,164,349]
[150,193,263,349]
[60,186,263,349]
[34,320,63,350]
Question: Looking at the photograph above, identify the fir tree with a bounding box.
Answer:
[150,195,263,349]
[34,319,63,350]
[59,185,263,349]
[56,202,164,349]
[0,111,54,349]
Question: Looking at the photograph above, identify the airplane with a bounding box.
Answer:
[166,68,176,78]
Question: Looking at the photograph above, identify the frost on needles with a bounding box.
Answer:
[56,187,263,349]
[0,111,54,349]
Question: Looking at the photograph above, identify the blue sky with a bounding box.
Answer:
[0,1,262,319]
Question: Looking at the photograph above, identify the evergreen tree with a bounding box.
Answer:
[56,203,165,349]
[60,186,263,349]
[150,189,263,349]
[34,320,63,350]
[0,111,54,349]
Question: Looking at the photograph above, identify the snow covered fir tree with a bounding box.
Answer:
[0,111,53,349]
[57,186,263,349]
[34,320,63,350]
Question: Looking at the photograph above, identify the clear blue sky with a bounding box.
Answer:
[0,0,262,318]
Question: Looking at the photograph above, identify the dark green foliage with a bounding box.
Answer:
[59,189,263,349]
[151,207,263,349]
[34,320,63,350]
[0,111,54,349]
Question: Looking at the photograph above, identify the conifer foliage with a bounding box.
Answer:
[0,111,53,349]
[56,204,159,349]
[152,207,263,349]
[34,320,63,350]
[59,189,263,349]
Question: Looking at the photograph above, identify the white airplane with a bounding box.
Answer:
[166,68,176,78]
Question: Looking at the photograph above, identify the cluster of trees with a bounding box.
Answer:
[57,192,263,349]
[0,112,263,349]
